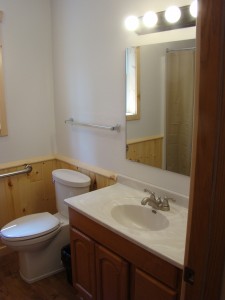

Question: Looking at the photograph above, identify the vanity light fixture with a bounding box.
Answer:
[164,6,181,24]
[125,2,197,35]
[190,0,198,18]
[143,11,158,28]
[124,15,139,31]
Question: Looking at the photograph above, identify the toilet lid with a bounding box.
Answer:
[52,169,91,187]
[0,212,60,241]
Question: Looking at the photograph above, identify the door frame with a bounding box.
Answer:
[181,0,225,299]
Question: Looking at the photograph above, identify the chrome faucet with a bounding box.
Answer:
[141,189,159,209]
[141,189,175,211]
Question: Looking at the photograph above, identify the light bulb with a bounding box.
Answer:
[124,15,139,31]
[165,6,181,24]
[190,0,198,18]
[143,11,158,28]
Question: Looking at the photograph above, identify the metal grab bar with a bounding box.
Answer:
[65,118,120,133]
[0,164,32,179]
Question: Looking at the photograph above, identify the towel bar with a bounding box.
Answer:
[65,118,120,132]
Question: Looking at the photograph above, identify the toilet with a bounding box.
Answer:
[0,169,91,283]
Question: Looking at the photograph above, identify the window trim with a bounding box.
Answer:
[126,46,140,121]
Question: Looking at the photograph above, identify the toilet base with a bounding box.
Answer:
[20,264,64,283]
[18,222,69,283]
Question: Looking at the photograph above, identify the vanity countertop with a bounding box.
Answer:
[64,182,188,269]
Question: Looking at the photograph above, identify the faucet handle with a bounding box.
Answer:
[161,196,175,211]
[144,188,155,197]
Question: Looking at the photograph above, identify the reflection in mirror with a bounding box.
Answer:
[126,39,195,176]
[126,47,140,121]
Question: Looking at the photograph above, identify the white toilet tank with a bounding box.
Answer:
[52,169,91,218]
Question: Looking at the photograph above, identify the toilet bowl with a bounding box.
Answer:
[0,212,61,251]
[0,169,91,283]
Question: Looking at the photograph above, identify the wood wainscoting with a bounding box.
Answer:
[126,135,163,168]
[0,157,116,255]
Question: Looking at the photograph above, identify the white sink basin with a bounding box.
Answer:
[111,204,169,231]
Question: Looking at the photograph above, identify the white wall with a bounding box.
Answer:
[51,0,194,195]
[0,0,194,196]
[0,0,55,163]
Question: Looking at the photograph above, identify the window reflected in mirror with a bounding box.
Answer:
[126,47,140,121]
[125,39,195,176]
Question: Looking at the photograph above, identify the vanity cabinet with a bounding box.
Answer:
[95,244,129,300]
[69,208,182,300]
[70,228,129,300]
[70,228,96,299]
[132,267,177,300]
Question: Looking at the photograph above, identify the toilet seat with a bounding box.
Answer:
[0,212,60,241]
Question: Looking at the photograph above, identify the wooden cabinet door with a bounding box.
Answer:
[133,268,178,300]
[95,244,129,300]
[70,228,96,300]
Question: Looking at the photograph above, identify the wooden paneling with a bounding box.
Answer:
[126,136,163,168]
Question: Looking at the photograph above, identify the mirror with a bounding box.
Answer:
[126,39,195,176]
